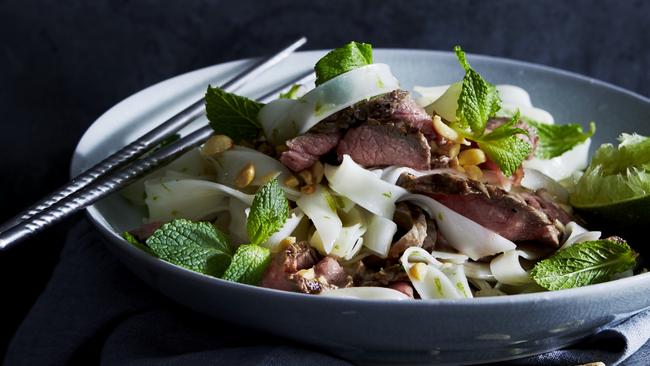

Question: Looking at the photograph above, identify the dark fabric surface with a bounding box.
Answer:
[2,0,650,364]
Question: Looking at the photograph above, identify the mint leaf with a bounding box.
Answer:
[314,41,373,86]
[279,84,301,100]
[469,112,532,177]
[205,86,263,142]
[454,46,500,135]
[122,231,155,256]
[146,219,232,277]
[222,244,271,285]
[529,120,596,159]
[247,178,289,246]
[478,135,531,177]
[530,238,636,291]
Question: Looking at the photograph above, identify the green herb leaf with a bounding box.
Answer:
[205,86,264,142]
[478,135,531,177]
[247,178,289,246]
[530,120,596,159]
[466,112,532,177]
[530,238,637,291]
[454,46,500,135]
[146,219,232,277]
[279,84,302,100]
[221,244,271,285]
[314,41,373,86]
[122,231,155,256]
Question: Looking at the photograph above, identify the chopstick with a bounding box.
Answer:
[0,70,315,250]
[0,40,311,250]
[0,37,306,236]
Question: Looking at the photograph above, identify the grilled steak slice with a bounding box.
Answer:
[388,202,429,258]
[336,122,431,169]
[292,256,352,294]
[278,89,435,172]
[280,131,342,172]
[260,241,320,291]
[398,172,566,247]
[365,90,435,135]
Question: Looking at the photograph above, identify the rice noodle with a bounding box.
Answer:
[400,247,473,299]
[320,287,410,300]
[490,250,533,286]
[259,64,400,144]
[144,178,253,222]
[263,208,305,252]
[325,155,408,218]
[296,184,342,254]
[209,146,300,200]
[362,213,397,258]
[560,221,601,249]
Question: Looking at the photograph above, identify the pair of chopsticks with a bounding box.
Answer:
[0,37,315,250]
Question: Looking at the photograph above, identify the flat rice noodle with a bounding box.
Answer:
[144,178,253,222]
[325,155,408,218]
[400,247,472,299]
[296,184,342,254]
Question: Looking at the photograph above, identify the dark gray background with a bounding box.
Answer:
[1,0,649,360]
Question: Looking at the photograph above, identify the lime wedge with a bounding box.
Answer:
[571,133,650,231]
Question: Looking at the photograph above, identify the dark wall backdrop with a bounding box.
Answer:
[1,0,649,358]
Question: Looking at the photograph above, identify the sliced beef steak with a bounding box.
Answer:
[365,90,435,135]
[292,256,352,294]
[398,172,569,247]
[280,131,341,172]
[336,122,431,169]
[279,89,436,171]
[260,241,320,291]
[388,202,429,258]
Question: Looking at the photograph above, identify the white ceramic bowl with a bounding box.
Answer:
[72,49,650,365]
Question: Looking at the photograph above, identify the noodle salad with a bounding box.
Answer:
[121,42,645,300]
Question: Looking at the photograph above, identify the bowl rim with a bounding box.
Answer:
[77,48,650,308]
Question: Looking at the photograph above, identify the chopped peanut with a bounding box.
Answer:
[447,143,461,159]
[450,157,466,173]
[458,148,487,166]
[433,115,461,143]
[409,263,428,281]
[298,169,313,185]
[310,161,324,184]
[465,165,483,180]
[200,135,233,156]
[278,236,296,250]
[283,175,300,188]
[300,184,316,194]
[235,163,255,188]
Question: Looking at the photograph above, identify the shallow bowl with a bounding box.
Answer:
[72,49,650,365]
